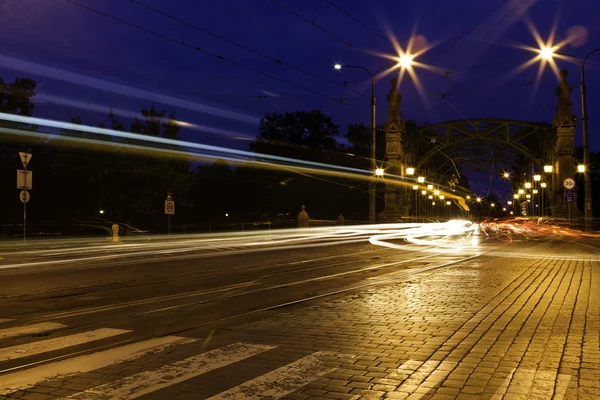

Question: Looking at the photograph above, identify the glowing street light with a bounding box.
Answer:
[446,201,451,205]
[428,195,433,200]
[540,46,556,60]
[417,176,425,183]
[427,184,433,190]
[525,182,532,189]
[503,172,510,179]
[507,201,513,205]
[421,190,427,195]
[375,168,385,177]
[99,210,104,214]
[466,195,471,200]
[503,207,507,211]
[514,194,519,199]
[533,175,541,182]
[439,195,445,200]
[434,190,440,196]
[405,167,415,175]
[533,189,538,194]
[412,185,418,190]
[334,64,342,70]
[577,164,585,173]
[519,189,525,195]
[541,182,547,188]
[491,203,495,207]
[476,197,482,203]
[399,54,414,68]
[526,194,531,199]
[544,165,553,173]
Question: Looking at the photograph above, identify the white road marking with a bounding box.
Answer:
[0,328,130,362]
[208,351,354,400]
[0,335,195,395]
[66,342,275,399]
[0,322,66,340]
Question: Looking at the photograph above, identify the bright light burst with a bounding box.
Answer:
[511,17,577,83]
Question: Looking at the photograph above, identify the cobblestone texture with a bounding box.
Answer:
[5,252,599,399]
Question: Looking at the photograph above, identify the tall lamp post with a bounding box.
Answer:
[542,47,600,228]
[334,62,398,224]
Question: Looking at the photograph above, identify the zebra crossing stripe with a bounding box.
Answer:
[208,351,354,400]
[65,342,275,399]
[0,328,130,362]
[0,335,195,395]
[0,322,66,340]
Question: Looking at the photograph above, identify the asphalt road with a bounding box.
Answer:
[0,220,598,398]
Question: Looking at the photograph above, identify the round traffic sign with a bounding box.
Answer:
[19,190,30,203]
[563,178,575,189]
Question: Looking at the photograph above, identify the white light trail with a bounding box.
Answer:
[0,54,259,124]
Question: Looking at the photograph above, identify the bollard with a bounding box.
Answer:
[297,205,309,228]
[111,223,119,243]
[337,214,345,226]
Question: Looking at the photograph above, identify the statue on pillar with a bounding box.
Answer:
[553,69,576,128]
[378,78,408,221]
[386,78,402,127]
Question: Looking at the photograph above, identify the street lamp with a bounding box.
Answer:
[427,184,433,190]
[375,168,385,177]
[514,194,519,199]
[525,182,531,189]
[417,176,425,183]
[533,175,541,182]
[406,167,415,176]
[334,62,398,223]
[544,165,553,173]
[577,164,585,173]
[519,189,525,195]
[503,172,510,179]
[99,210,104,215]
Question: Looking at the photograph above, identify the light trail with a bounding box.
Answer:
[0,115,472,211]
[0,54,259,124]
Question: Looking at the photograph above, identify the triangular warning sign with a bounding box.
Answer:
[19,152,31,169]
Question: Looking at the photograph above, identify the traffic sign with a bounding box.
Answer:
[19,152,32,169]
[16,170,32,189]
[165,200,175,215]
[563,178,575,189]
[564,190,575,202]
[19,190,30,204]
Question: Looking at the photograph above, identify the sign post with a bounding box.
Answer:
[17,153,32,243]
[563,178,576,229]
[165,192,175,237]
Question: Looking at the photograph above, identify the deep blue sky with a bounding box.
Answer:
[1,0,599,194]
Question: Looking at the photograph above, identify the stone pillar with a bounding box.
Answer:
[378,78,408,222]
[552,69,582,218]
[297,205,309,228]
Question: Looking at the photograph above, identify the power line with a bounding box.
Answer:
[63,0,348,106]
[128,0,366,99]
[270,0,368,54]
[322,0,392,45]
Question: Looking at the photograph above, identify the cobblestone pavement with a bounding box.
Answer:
[0,249,598,399]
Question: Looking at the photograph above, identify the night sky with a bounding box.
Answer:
[1,0,599,197]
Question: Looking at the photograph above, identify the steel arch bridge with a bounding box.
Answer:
[403,118,556,177]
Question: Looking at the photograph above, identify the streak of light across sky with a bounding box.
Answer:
[0,112,471,211]
[0,53,259,124]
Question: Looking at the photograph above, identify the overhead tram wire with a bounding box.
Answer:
[63,0,348,106]
[322,0,393,45]
[128,0,367,100]
[270,0,371,55]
